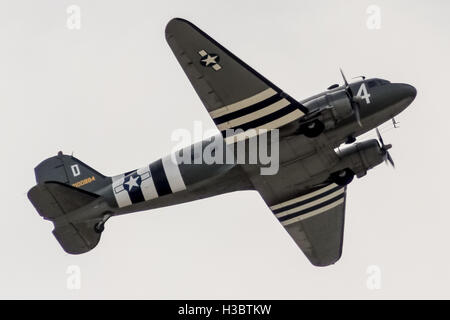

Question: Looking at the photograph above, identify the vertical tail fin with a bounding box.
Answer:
[34,151,111,194]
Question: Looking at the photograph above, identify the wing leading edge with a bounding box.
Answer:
[165,18,307,142]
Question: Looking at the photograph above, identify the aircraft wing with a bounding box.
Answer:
[266,183,347,266]
[165,18,307,142]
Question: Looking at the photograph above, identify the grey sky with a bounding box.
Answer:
[1,0,449,299]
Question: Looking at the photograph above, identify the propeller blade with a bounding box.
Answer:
[340,68,349,87]
[376,128,395,168]
[340,69,361,126]
[376,128,384,146]
[348,86,355,99]
[354,103,362,127]
[386,152,395,168]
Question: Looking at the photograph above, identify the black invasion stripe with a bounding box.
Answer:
[213,94,281,125]
[129,186,145,204]
[278,193,345,222]
[124,169,136,176]
[272,186,343,214]
[220,104,299,136]
[150,159,172,196]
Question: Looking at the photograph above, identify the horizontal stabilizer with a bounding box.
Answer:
[52,220,101,255]
[28,182,99,219]
[28,182,106,254]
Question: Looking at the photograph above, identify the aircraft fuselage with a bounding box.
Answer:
[97,78,416,217]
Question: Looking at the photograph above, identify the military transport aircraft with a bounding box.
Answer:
[28,18,416,266]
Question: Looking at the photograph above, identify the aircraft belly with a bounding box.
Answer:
[243,155,332,206]
[240,133,339,205]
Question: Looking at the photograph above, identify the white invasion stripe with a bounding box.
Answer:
[270,183,338,211]
[112,175,132,208]
[217,98,290,131]
[140,177,158,201]
[224,128,259,144]
[224,109,304,144]
[111,174,124,183]
[162,155,186,193]
[137,166,158,201]
[210,88,277,119]
[282,198,345,226]
[275,188,345,218]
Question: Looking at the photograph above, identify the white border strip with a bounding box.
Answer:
[270,183,339,211]
[282,198,345,226]
[276,188,345,218]
[210,88,277,119]
[112,174,132,208]
[162,155,186,193]
[217,98,290,131]
[137,166,158,201]
[224,109,304,144]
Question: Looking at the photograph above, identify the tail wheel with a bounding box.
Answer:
[94,223,105,234]
[300,120,325,138]
[331,168,355,186]
[94,213,111,234]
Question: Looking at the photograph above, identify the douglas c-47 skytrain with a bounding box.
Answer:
[28,18,416,266]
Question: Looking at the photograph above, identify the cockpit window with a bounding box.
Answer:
[368,80,377,88]
[367,79,390,88]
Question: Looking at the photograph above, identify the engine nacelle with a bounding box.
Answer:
[297,89,354,134]
[334,139,385,178]
[325,90,353,122]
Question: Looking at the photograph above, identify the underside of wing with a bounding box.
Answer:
[165,18,307,142]
[268,183,347,266]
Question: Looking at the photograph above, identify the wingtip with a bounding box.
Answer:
[165,17,203,44]
[165,17,190,39]
[310,255,342,267]
[166,17,193,30]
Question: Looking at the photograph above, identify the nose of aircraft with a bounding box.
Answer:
[359,81,416,122]
[394,83,417,104]
[399,83,417,100]
[390,83,417,109]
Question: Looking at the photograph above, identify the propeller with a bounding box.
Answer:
[376,128,395,168]
[340,68,362,127]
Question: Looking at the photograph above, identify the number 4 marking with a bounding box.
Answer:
[357,83,371,104]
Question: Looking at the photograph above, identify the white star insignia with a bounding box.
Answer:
[202,54,218,66]
[125,175,139,191]
[198,50,222,71]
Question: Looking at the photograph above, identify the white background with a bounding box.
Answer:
[1,0,449,299]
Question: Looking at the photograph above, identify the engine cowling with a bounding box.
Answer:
[334,139,385,178]
[325,90,353,122]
